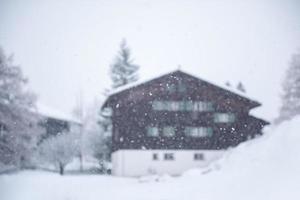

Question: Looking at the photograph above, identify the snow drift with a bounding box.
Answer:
[183,116,300,200]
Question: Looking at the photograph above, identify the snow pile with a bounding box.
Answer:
[0,117,299,200]
[183,116,300,200]
[138,174,173,183]
[216,117,300,175]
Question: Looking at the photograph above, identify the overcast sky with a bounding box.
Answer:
[0,0,300,121]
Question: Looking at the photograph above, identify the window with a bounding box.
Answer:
[166,101,174,111]
[164,153,174,160]
[171,101,180,110]
[214,113,235,123]
[178,81,186,93]
[153,153,159,161]
[166,83,176,93]
[152,101,165,111]
[0,124,6,136]
[147,126,159,137]
[194,153,204,160]
[162,126,176,137]
[197,101,213,111]
[185,101,194,111]
[153,101,175,111]
[185,127,213,137]
[178,101,186,110]
[152,101,213,112]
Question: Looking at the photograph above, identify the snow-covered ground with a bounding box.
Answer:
[1,117,300,200]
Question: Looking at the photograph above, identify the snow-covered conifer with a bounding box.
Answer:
[277,51,300,122]
[225,81,231,87]
[236,82,246,93]
[95,39,140,166]
[0,47,41,169]
[110,39,140,88]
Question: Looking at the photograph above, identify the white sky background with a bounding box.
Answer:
[0,0,299,121]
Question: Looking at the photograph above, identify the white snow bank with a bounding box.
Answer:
[0,117,299,200]
[183,116,300,200]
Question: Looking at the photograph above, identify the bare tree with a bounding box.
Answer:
[82,99,111,172]
[39,132,79,175]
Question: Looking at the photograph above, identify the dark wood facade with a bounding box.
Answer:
[103,70,269,152]
[40,117,70,137]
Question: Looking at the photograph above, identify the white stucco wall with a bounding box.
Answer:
[112,149,224,177]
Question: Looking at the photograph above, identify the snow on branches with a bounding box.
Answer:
[0,47,41,169]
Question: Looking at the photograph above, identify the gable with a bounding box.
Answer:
[103,70,260,111]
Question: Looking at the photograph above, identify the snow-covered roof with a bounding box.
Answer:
[108,68,260,104]
[34,103,81,124]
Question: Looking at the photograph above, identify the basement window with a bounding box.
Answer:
[194,153,204,160]
[152,153,159,161]
[164,153,174,160]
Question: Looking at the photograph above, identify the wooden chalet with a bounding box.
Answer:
[102,69,269,176]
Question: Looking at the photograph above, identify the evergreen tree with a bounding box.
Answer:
[277,51,300,122]
[0,47,41,169]
[225,81,231,87]
[110,39,140,89]
[237,82,246,93]
[96,40,140,166]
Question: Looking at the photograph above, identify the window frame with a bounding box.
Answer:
[152,100,214,112]
[213,113,235,123]
[162,126,176,137]
[164,153,174,161]
[184,127,213,137]
[194,153,204,161]
[146,126,159,137]
[152,153,159,161]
